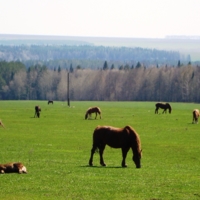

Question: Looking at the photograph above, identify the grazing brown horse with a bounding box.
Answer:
[155,102,172,114]
[34,106,41,118]
[89,125,142,168]
[192,109,199,124]
[0,162,27,174]
[85,107,101,119]
[48,100,53,104]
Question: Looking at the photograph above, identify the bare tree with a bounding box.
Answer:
[9,71,27,99]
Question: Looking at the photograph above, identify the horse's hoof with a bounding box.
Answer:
[101,163,106,167]
[122,165,127,168]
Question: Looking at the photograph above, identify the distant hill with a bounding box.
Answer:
[0,34,200,61]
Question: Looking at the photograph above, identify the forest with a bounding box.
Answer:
[0,61,200,102]
[0,45,187,68]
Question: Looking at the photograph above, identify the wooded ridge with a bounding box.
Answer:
[0,61,199,102]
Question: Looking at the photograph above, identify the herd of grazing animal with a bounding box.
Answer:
[0,102,199,173]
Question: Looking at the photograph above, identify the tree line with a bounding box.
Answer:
[0,61,200,102]
[0,45,186,67]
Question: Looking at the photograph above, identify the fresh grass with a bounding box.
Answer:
[0,101,200,200]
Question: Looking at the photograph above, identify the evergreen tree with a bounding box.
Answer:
[58,66,61,73]
[136,62,142,68]
[111,64,115,70]
[70,63,74,73]
[103,61,108,70]
[177,60,181,67]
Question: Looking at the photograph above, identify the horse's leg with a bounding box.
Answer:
[162,109,166,114]
[155,108,158,114]
[121,147,130,167]
[99,144,106,166]
[95,112,97,119]
[99,112,101,119]
[89,144,97,166]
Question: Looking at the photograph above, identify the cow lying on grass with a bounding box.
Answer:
[0,162,27,174]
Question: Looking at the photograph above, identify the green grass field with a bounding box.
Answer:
[0,101,200,200]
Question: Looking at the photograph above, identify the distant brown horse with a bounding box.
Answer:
[192,109,199,124]
[85,107,101,119]
[0,162,27,174]
[155,102,172,114]
[34,106,41,118]
[89,125,142,168]
[48,100,53,105]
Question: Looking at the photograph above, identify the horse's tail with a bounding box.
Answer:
[155,103,159,114]
[193,109,199,123]
[85,112,88,119]
[193,110,195,120]
[92,126,101,153]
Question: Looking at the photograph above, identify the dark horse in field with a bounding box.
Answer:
[192,109,199,124]
[155,102,172,114]
[48,100,53,105]
[0,162,27,174]
[85,106,101,119]
[89,125,142,168]
[34,106,41,118]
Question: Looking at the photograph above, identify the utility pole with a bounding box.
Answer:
[67,72,70,107]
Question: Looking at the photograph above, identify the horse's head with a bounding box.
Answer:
[167,103,172,113]
[133,150,142,168]
[85,113,88,119]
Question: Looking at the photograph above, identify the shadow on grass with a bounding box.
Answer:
[80,165,126,169]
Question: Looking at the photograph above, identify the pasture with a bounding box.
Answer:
[0,101,199,200]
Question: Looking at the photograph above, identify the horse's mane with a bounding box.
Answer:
[124,126,141,153]
[166,103,172,108]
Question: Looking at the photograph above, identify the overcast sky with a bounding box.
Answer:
[0,0,200,38]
